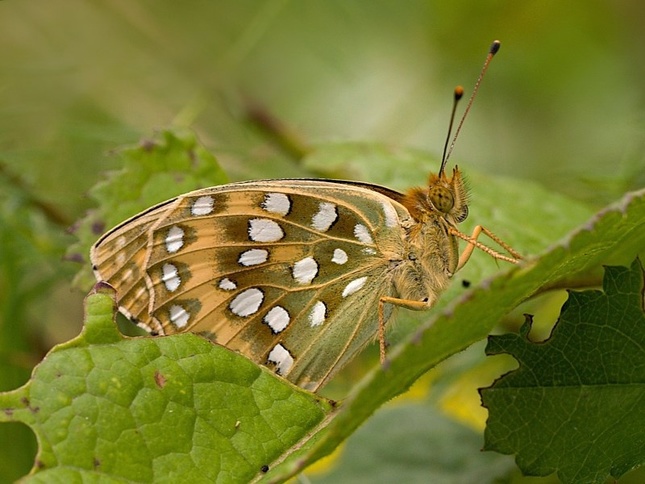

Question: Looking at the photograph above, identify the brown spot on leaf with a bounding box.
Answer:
[154,370,167,389]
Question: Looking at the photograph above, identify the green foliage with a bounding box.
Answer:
[1,126,643,480]
[0,167,73,481]
[481,260,645,484]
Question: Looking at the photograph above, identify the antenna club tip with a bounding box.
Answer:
[490,40,501,55]
[454,86,464,100]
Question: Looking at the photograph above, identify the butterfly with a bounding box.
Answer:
[90,40,521,392]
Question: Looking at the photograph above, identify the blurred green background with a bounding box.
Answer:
[1,1,644,482]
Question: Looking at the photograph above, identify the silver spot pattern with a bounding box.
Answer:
[331,248,348,265]
[267,343,294,375]
[238,248,269,266]
[230,288,264,316]
[342,276,368,297]
[161,263,181,292]
[354,224,374,245]
[292,256,318,284]
[309,301,327,327]
[169,304,190,328]
[218,278,237,291]
[191,195,215,216]
[248,218,284,242]
[262,192,291,216]
[263,306,290,333]
[311,202,337,232]
[165,225,185,253]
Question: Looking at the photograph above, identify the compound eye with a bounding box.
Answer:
[429,187,454,213]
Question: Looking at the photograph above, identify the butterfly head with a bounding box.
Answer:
[402,166,469,225]
[429,165,469,222]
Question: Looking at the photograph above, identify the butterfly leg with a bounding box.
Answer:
[378,296,432,364]
[450,225,522,271]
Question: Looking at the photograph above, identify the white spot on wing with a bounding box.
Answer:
[248,218,284,242]
[381,201,399,228]
[218,278,237,290]
[267,343,294,375]
[262,192,290,216]
[165,225,185,253]
[169,304,190,328]
[311,202,337,232]
[263,306,290,333]
[354,224,374,245]
[162,263,181,292]
[342,276,368,297]
[331,248,348,265]
[309,301,326,327]
[238,248,269,266]
[191,196,214,216]
[230,288,264,316]
[292,256,318,284]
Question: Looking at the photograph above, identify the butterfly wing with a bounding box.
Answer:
[91,180,412,390]
[91,198,183,329]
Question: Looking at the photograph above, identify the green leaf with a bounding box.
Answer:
[265,189,645,482]
[68,128,228,289]
[0,284,332,482]
[480,259,645,484]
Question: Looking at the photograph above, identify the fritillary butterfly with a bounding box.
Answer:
[91,40,520,391]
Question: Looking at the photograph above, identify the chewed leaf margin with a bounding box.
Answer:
[480,259,645,484]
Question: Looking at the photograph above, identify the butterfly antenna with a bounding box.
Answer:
[442,40,501,171]
[439,86,464,177]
